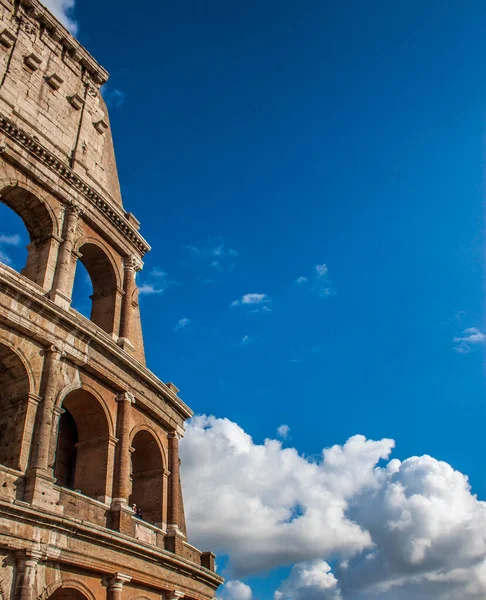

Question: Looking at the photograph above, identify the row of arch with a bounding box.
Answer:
[0,184,123,335]
[0,340,164,526]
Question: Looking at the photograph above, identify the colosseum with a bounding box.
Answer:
[0,1,222,599]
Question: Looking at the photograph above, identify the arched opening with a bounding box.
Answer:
[129,430,164,527]
[0,343,30,470]
[54,389,110,501]
[72,242,119,334]
[49,588,90,600]
[0,185,56,289]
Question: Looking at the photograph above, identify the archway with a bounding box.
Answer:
[129,430,164,527]
[0,185,56,289]
[54,389,110,501]
[0,342,31,470]
[72,242,119,334]
[49,588,90,600]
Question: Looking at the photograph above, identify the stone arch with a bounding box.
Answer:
[43,579,96,600]
[0,183,59,289]
[54,387,112,501]
[0,341,32,470]
[129,428,164,527]
[0,332,36,393]
[130,423,167,467]
[54,381,115,436]
[72,236,122,335]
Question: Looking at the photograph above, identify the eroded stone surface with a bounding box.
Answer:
[0,1,222,598]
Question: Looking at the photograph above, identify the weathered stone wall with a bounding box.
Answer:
[0,1,223,599]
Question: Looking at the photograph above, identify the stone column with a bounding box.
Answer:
[113,392,134,503]
[103,573,131,600]
[14,550,42,600]
[24,346,63,506]
[118,255,141,348]
[167,431,181,533]
[49,202,82,308]
[109,392,135,534]
[166,430,187,554]
[28,346,63,475]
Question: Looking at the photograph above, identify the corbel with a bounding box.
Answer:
[24,52,42,71]
[46,73,63,90]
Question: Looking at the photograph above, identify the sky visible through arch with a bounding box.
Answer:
[1,0,486,598]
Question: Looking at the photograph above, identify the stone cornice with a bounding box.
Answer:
[0,498,223,591]
[0,263,192,422]
[0,112,151,255]
[15,0,109,85]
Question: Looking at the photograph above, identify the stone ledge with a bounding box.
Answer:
[0,263,193,422]
[0,499,223,590]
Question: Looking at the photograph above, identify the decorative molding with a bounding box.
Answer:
[0,112,150,255]
[115,391,135,404]
[18,0,109,85]
[123,255,143,272]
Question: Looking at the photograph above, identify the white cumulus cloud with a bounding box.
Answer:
[43,0,78,34]
[275,560,342,600]
[220,580,253,600]
[231,293,270,307]
[453,327,485,354]
[181,415,486,598]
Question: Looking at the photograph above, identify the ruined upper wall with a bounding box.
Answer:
[0,0,124,208]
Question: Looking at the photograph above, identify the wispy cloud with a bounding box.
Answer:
[231,293,271,308]
[296,263,335,298]
[0,233,22,266]
[453,327,485,354]
[241,334,253,345]
[103,87,126,108]
[277,424,290,440]
[185,240,238,271]
[174,317,191,331]
[43,0,78,34]
[138,267,177,296]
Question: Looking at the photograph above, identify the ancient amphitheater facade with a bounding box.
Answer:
[0,1,222,599]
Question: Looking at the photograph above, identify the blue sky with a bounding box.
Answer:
[1,1,486,598]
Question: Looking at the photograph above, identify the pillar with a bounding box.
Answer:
[49,202,82,308]
[167,431,181,532]
[113,392,134,502]
[27,346,63,475]
[24,346,64,507]
[118,255,141,349]
[14,550,42,600]
[166,430,186,554]
[109,392,135,534]
[103,572,132,600]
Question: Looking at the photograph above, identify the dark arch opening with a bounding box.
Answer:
[49,588,90,600]
[54,389,110,501]
[0,343,30,470]
[72,242,118,334]
[129,430,164,527]
[0,185,55,288]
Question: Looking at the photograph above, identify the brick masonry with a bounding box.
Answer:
[0,1,222,598]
